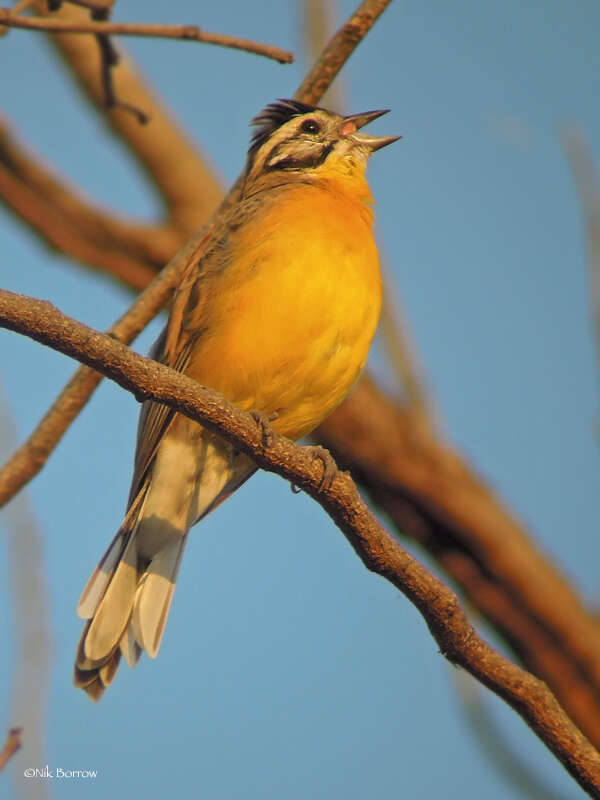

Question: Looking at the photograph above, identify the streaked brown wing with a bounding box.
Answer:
[124,193,268,509]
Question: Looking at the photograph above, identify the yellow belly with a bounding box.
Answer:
[187,181,382,440]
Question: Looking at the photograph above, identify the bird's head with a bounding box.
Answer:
[243,99,399,192]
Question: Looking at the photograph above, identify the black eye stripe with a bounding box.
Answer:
[266,141,334,172]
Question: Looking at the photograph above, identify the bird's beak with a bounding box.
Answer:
[341,109,400,152]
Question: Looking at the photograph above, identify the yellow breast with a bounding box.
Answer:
[187,167,382,440]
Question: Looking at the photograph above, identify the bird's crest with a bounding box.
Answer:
[248,99,320,159]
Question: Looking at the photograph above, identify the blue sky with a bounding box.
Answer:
[1,1,599,798]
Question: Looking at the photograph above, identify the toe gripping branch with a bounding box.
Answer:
[307,445,339,492]
[250,410,278,449]
[290,445,338,495]
[248,412,338,495]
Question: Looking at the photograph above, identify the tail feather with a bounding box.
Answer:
[77,487,148,620]
[73,622,121,702]
[132,537,188,658]
[76,530,127,621]
[83,532,138,663]
[120,623,142,668]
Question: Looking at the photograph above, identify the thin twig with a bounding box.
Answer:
[0,10,295,62]
[0,727,22,772]
[1,289,600,799]
[11,0,36,14]
[93,19,149,124]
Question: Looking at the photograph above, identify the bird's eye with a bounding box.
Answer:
[300,118,320,135]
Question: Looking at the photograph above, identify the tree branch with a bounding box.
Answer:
[0,287,599,798]
[316,377,600,746]
[0,117,182,288]
[2,0,599,753]
[0,727,22,773]
[0,222,214,507]
[0,9,294,63]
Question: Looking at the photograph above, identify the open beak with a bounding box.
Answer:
[341,108,400,152]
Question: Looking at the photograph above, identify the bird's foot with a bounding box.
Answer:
[305,445,338,492]
[250,410,278,449]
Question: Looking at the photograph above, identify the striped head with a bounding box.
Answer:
[242,99,399,192]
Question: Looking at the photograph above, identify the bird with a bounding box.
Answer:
[74,99,398,699]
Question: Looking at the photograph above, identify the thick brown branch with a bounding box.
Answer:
[1,288,599,797]
[0,10,294,63]
[0,118,181,288]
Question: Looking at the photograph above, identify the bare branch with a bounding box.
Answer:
[1,288,600,798]
[0,727,22,773]
[0,9,295,62]
[0,117,180,287]
[316,377,600,746]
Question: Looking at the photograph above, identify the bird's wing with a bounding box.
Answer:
[126,201,248,508]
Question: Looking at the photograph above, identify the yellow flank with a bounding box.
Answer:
[187,156,382,440]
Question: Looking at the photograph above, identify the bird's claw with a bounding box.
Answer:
[250,410,278,449]
[306,445,338,492]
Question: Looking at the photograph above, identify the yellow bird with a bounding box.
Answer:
[74,100,398,699]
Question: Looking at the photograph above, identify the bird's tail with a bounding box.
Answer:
[74,430,256,700]
[74,485,189,700]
